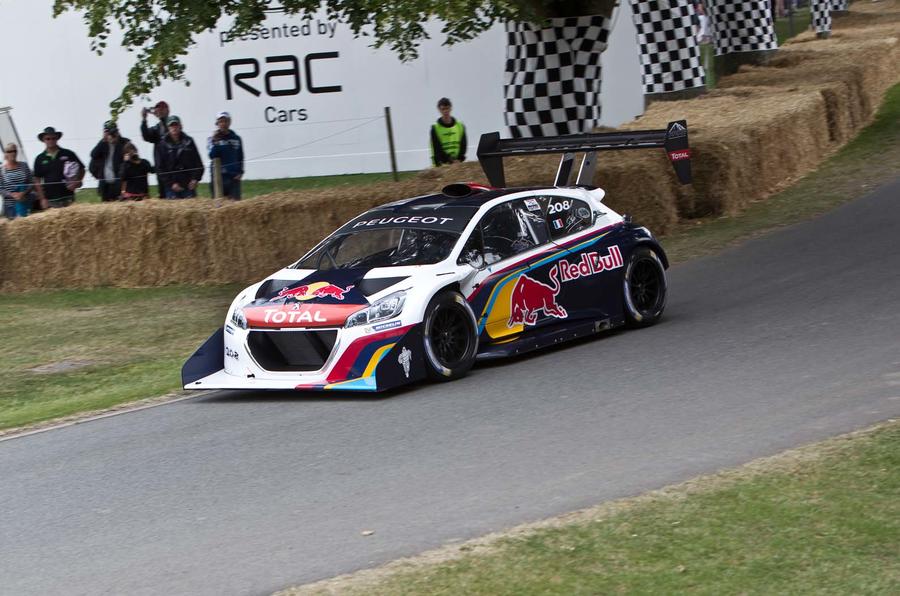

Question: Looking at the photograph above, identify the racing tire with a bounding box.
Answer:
[422,291,479,382]
[623,246,667,327]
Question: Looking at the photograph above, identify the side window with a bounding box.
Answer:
[479,199,551,265]
[457,226,485,268]
[544,196,593,240]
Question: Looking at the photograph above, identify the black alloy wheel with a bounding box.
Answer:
[623,246,667,327]
[423,291,478,381]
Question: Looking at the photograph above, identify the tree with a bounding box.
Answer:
[53,0,617,117]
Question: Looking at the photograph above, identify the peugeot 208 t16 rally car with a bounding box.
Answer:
[183,121,692,392]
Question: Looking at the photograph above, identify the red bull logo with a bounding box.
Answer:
[557,245,623,282]
[508,268,567,327]
[506,245,623,328]
[276,282,354,301]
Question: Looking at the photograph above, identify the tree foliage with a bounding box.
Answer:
[53,0,618,117]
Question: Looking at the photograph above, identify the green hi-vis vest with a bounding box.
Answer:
[432,120,464,163]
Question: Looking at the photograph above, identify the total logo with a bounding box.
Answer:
[263,309,327,324]
[507,245,622,327]
[277,282,353,301]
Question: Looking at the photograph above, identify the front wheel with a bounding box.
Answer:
[422,291,478,381]
[623,247,667,327]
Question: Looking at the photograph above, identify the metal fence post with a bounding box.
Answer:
[212,157,224,198]
[384,106,399,182]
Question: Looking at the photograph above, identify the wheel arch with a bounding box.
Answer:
[634,238,670,269]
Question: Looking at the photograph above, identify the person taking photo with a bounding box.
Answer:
[118,142,153,200]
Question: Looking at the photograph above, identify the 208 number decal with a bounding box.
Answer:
[548,200,572,214]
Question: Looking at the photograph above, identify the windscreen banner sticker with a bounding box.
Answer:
[524,198,541,212]
[352,216,454,228]
[507,245,623,327]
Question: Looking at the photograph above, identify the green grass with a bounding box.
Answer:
[76,170,417,203]
[3,82,898,432]
[0,285,239,429]
[314,421,900,595]
[775,7,812,45]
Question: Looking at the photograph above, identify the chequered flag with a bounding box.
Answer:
[504,15,612,138]
[812,0,832,33]
[832,0,849,11]
[706,0,778,56]
[628,0,706,96]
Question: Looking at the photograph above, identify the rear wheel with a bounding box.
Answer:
[422,291,478,381]
[623,247,667,327]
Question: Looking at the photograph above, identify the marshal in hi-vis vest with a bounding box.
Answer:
[432,120,465,164]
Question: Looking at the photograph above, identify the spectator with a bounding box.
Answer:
[89,121,131,202]
[1,143,34,219]
[154,116,203,199]
[141,100,170,197]
[695,2,712,45]
[430,97,467,167]
[33,126,84,209]
[207,111,244,200]
[119,142,153,200]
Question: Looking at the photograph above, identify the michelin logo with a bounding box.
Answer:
[371,320,402,332]
[398,347,412,378]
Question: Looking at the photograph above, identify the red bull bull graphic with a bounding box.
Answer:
[508,268,567,327]
[276,282,354,301]
[506,245,623,328]
[314,284,354,300]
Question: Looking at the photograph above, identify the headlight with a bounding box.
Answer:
[345,291,406,328]
[231,307,248,330]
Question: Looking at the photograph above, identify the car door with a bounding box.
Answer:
[543,193,625,323]
[461,197,565,343]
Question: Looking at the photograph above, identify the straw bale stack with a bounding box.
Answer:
[1,0,898,292]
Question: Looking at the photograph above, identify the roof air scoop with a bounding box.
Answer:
[442,182,492,198]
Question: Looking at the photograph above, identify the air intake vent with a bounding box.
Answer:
[255,279,296,299]
[248,330,337,372]
[358,277,408,296]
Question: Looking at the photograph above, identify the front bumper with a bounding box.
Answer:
[182,321,425,392]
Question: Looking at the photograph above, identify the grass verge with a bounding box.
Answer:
[1,82,898,432]
[285,419,900,595]
[75,170,417,203]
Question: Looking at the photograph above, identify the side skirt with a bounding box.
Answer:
[475,318,624,361]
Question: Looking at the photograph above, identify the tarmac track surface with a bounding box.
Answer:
[2,178,900,596]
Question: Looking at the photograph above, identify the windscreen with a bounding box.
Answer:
[295,227,460,270]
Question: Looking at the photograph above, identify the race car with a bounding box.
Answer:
[183,121,692,392]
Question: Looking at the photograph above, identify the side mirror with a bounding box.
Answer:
[459,249,486,270]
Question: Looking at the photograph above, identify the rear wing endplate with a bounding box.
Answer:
[476,120,692,188]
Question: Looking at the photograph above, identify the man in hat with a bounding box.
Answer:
[430,97,467,167]
[89,121,131,201]
[141,100,171,197]
[154,116,203,199]
[33,126,84,210]
[207,111,244,199]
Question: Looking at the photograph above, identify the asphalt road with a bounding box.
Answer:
[3,178,900,596]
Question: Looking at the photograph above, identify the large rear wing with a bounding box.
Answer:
[476,120,692,188]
